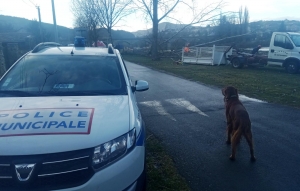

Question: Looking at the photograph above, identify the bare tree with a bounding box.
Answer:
[243,7,249,34]
[71,0,100,45]
[237,6,249,34]
[135,0,180,60]
[238,6,242,24]
[136,0,225,60]
[71,0,134,45]
[161,1,227,47]
[93,0,134,44]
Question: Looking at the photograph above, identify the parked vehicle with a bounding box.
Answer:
[227,49,267,69]
[0,42,148,190]
[227,32,300,74]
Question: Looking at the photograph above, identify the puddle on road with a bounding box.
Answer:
[239,95,267,103]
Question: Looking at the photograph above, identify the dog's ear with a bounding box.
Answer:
[222,88,226,96]
[234,87,238,95]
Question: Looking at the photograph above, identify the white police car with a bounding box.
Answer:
[0,42,148,191]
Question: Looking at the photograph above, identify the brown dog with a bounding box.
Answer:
[222,86,256,161]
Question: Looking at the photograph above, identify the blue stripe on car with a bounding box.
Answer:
[136,122,145,146]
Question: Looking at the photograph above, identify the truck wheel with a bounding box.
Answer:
[231,58,244,69]
[285,61,299,74]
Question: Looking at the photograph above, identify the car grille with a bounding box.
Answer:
[0,148,94,191]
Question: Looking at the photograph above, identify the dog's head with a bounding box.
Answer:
[222,86,238,101]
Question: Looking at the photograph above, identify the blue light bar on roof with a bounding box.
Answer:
[74,36,85,47]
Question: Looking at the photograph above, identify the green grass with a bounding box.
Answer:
[146,130,190,191]
[123,54,300,108]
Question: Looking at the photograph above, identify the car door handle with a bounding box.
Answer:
[271,49,274,53]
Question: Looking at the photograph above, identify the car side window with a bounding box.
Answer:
[274,34,293,49]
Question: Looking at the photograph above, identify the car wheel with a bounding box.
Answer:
[285,61,299,74]
[231,58,244,69]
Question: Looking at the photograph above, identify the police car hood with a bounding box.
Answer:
[0,96,130,155]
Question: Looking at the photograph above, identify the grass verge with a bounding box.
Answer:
[146,130,190,191]
[123,54,300,108]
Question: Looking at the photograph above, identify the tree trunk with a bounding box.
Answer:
[151,0,159,60]
[107,27,113,45]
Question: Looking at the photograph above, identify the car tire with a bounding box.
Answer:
[231,58,244,69]
[285,61,299,74]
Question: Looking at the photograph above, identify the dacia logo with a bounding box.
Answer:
[15,164,36,181]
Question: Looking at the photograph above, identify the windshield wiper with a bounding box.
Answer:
[0,90,127,97]
[61,91,121,96]
[0,90,37,97]
[47,91,127,96]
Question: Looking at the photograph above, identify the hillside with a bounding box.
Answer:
[1,15,300,48]
[0,15,136,44]
[0,15,74,43]
[132,20,300,37]
[133,22,189,37]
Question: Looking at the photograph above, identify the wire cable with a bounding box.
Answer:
[21,0,35,8]
[28,0,37,6]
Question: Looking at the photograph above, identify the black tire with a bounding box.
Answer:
[285,61,299,74]
[231,58,244,69]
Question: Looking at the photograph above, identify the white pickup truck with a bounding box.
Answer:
[229,32,300,74]
[267,32,300,73]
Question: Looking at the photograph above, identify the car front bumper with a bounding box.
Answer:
[55,146,145,191]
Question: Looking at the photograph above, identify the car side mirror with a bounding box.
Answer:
[132,80,149,92]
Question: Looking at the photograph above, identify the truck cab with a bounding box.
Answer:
[268,32,300,74]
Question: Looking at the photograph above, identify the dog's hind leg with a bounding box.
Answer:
[230,129,242,161]
[226,124,233,144]
[244,130,256,162]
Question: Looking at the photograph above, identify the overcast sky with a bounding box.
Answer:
[0,0,299,32]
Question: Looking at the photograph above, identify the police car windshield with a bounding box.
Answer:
[0,55,127,97]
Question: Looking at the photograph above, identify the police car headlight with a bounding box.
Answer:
[92,128,136,170]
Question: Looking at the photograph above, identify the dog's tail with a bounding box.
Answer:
[231,127,243,145]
